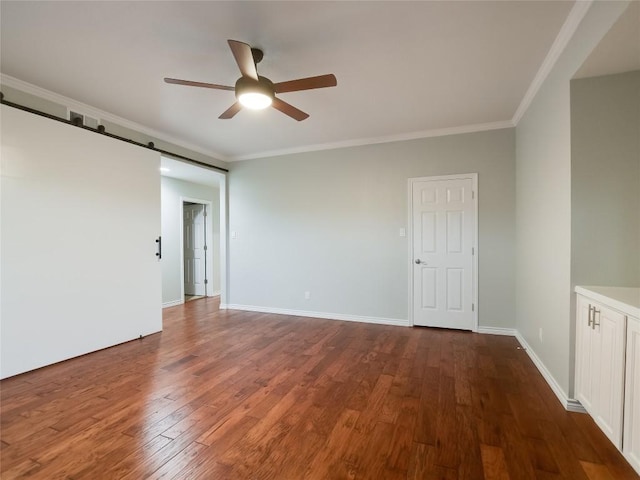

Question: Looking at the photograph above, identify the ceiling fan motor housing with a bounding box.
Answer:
[251,48,264,64]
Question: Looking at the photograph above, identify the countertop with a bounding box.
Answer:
[575,286,640,319]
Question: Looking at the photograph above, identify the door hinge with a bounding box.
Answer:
[472,191,475,200]
[472,303,475,312]
[204,279,208,285]
[472,247,475,255]
[204,245,208,251]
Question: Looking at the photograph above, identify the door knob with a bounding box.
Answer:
[415,259,426,265]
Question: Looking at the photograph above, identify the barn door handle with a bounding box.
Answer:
[155,237,162,259]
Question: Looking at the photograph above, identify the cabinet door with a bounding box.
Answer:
[575,295,596,413]
[624,317,640,474]
[593,303,626,449]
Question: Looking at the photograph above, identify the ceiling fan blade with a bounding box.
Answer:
[228,40,258,81]
[164,78,234,91]
[273,74,337,94]
[219,102,242,119]
[272,97,309,121]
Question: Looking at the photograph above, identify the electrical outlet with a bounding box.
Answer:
[304,291,311,300]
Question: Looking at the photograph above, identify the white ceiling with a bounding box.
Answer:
[574,1,640,79]
[160,156,222,188]
[1,1,578,161]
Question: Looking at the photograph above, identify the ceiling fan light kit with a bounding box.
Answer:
[236,76,274,110]
[164,39,337,121]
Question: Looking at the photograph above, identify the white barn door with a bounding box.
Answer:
[1,105,162,379]
[410,174,477,331]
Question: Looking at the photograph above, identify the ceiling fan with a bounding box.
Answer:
[164,39,337,121]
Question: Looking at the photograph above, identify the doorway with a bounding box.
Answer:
[183,201,208,301]
[180,197,214,303]
[408,174,478,331]
[159,155,227,309]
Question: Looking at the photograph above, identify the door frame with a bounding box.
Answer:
[179,196,215,300]
[407,173,479,331]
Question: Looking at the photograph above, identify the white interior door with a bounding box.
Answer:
[183,204,206,296]
[411,175,476,330]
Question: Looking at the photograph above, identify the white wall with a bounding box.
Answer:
[228,128,515,328]
[571,70,640,288]
[515,1,630,398]
[161,176,220,304]
[1,105,162,378]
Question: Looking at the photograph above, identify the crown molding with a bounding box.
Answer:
[0,73,229,163]
[512,0,593,125]
[232,120,514,161]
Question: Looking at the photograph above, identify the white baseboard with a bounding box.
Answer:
[222,304,410,327]
[514,332,586,413]
[162,299,184,308]
[477,326,517,336]
[208,291,221,297]
[565,399,587,413]
[164,294,218,307]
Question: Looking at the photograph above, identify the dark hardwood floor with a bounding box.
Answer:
[1,297,638,479]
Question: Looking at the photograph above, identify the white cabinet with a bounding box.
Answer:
[575,286,640,476]
[575,293,626,448]
[624,317,640,473]
[575,295,597,412]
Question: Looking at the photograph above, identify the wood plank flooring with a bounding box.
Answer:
[1,297,638,479]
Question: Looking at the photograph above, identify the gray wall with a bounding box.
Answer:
[161,176,220,304]
[228,128,515,327]
[515,1,630,398]
[571,70,640,288]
